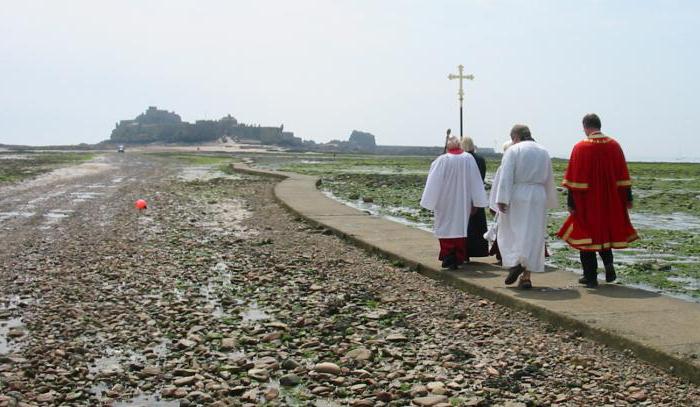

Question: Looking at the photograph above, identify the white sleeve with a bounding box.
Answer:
[467,157,488,208]
[495,149,515,206]
[489,167,501,212]
[420,157,444,211]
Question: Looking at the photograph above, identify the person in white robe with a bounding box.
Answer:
[483,140,513,263]
[488,141,513,213]
[494,125,558,288]
[420,136,488,269]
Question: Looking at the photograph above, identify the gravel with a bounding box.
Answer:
[0,154,698,406]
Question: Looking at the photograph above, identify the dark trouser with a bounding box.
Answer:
[579,249,613,279]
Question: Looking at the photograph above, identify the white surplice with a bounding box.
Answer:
[494,141,558,272]
[489,165,503,213]
[420,152,488,238]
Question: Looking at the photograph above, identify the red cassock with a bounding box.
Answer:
[557,133,638,251]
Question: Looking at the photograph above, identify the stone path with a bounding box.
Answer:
[233,163,700,384]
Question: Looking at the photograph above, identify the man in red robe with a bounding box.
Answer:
[557,113,638,288]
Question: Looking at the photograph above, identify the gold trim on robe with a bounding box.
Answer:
[561,221,639,250]
[562,179,589,189]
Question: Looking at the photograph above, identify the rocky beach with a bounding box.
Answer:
[0,152,698,406]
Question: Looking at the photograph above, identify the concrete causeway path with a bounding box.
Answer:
[233,163,700,384]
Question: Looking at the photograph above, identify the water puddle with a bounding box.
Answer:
[630,212,700,231]
[0,154,30,160]
[0,317,24,354]
[89,382,109,398]
[138,215,163,235]
[114,393,180,406]
[200,280,224,318]
[322,190,432,233]
[89,354,123,376]
[228,350,246,361]
[177,165,240,182]
[197,199,257,238]
[89,347,146,376]
[0,211,35,223]
[43,209,74,224]
[151,338,170,359]
[241,302,270,322]
[25,190,65,208]
[0,295,33,354]
[668,276,700,290]
[71,191,104,202]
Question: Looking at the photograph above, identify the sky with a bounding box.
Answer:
[1,0,698,160]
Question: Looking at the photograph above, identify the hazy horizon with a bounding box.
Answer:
[1,1,698,161]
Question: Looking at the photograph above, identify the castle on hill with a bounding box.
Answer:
[110,106,495,156]
[110,106,302,147]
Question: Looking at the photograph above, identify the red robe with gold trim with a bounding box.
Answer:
[557,133,638,251]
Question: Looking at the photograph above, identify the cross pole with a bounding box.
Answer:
[447,64,474,140]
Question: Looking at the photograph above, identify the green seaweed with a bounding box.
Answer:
[260,152,700,299]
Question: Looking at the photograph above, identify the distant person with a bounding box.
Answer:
[461,136,489,260]
[494,125,558,288]
[557,113,638,288]
[421,136,488,270]
[485,140,514,263]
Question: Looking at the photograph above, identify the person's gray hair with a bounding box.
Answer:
[510,124,532,141]
[461,136,476,152]
[445,135,461,150]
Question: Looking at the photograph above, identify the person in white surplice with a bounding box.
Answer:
[494,125,558,288]
[420,136,488,270]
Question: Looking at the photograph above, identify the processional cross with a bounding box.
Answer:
[447,64,474,140]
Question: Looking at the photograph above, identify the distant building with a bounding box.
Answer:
[110,106,300,146]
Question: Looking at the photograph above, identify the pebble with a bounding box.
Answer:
[220,337,236,350]
[413,395,448,406]
[279,373,301,386]
[173,376,197,386]
[346,347,372,361]
[313,362,341,375]
[248,368,269,381]
[386,333,408,342]
[141,366,161,376]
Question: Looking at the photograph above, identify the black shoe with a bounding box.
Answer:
[584,273,599,288]
[442,254,456,269]
[578,276,589,284]
[505,265,524,285]
[605,264,617,282]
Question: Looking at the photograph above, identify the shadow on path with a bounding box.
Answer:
[510,287,582,301]
[589,284,662,299]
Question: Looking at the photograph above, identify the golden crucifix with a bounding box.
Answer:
[448,64,474,139]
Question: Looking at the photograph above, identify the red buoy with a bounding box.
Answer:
[135,199,147,210]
